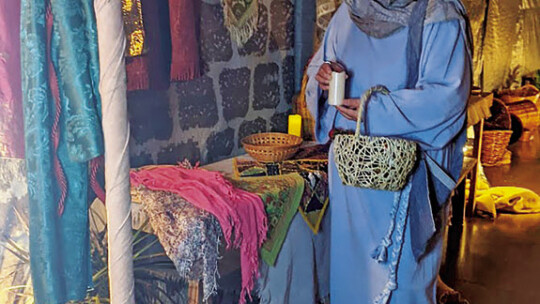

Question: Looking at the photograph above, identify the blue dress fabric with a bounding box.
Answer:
[305,3,471,304]
[258,213,330,303]
[20,1,103,303]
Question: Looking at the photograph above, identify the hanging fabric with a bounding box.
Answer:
[126,0,172,91]
[122,0,146,57]
[126,56,150,91]
[169,0,201,81]
[314,0,342,50]
[20,0,104,303]
[0,0,24,159]
[221,0,259,46]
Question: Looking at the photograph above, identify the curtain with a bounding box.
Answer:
[463,0,540,90]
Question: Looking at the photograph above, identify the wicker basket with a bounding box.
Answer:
[241,132,303,163]
[333,86,417,191]
[484,98,511,130]
[509,114,523,144]
[506,100,539,131]
[481,130,513,166]
[500,85,540,105]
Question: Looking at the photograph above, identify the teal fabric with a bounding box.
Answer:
[20,0,103,303]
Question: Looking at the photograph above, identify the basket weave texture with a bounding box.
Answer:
[333,86,417,191]
[241,132,303,163]
[500,85,540,105]
[506,100,539,131]
[481,130,513,166]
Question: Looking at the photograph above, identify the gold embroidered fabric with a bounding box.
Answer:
[122,0,146,57]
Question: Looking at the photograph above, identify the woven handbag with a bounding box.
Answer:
[333,86,418,191]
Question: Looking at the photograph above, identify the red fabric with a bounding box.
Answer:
[126,0,171,91]
[168,0,200,81]
[130,166,267,303]
[126,56,150,91]
[47,8,68,215]
[90,156,106,203]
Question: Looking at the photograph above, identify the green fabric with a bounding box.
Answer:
[20,0,103,303]
[234,158,329,234]
[233,144,331,234]
[233,173,305,266]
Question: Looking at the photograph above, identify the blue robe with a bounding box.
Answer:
[306,4,470,304]
[20,0,103,303]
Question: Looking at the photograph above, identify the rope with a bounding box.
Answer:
[90,156,106,203]
[373,182,413,304]
[46,6,68,216]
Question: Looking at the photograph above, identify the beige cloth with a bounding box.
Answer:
[476,186,540,218]
[94,0,136,303]
[462,0,540,90]
[467,93,493,126]
[468,165,540,218]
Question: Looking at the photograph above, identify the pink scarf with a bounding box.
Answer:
[131,166,268,303]
[0,0,24,158]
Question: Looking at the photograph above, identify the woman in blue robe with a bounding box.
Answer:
[305,0,472,303]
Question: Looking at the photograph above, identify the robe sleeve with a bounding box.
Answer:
[365,20,471,150]
[304,5,348,144]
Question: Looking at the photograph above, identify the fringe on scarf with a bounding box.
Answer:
[221,0,259,46]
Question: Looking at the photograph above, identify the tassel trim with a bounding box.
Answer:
[371,191,401,263]
[373,182,413,304]
[171,65,201,82]
[127,72,149,91]
[221,0,259,46]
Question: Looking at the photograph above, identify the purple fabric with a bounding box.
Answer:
[0,0,24,158]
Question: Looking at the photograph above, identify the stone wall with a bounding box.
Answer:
[128,0,295,167]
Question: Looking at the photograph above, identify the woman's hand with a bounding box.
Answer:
[336,99,361,121]
[315,63,332,90]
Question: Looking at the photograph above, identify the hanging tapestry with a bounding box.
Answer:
[222,0,259,46]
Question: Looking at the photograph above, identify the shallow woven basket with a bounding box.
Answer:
[500,85,540,105]
[333,86,417,191]
[241,132,303,163]
[481,130,513,166]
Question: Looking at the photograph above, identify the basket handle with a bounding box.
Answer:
[355,86,390,137]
